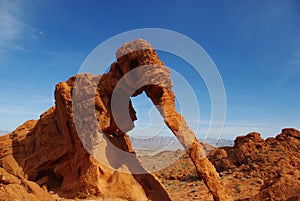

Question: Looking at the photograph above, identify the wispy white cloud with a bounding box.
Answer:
[0,1,35,53]
[290,58,300,65]
[0,130,10,135]
[31,95,54,104]
[196,119,294,140]
[289,50,300,65]
[272,50,300,88]
[0,94,54,130]
[130,95,280,139]
[0,94,53,116]
[0,109,38,116]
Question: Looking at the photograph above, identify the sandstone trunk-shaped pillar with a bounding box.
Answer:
[116,39,233,201]
[144,86,233,201]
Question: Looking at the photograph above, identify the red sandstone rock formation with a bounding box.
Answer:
[0,40,173,200]
[208,128,300,201]
[0,39,232,201]
[114,39,233,201]
[0,78,171,200]
[150,128,300,200]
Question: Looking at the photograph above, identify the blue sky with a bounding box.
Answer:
[0,0,299,139]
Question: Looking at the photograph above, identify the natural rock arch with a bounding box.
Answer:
[0,39,233,201]
[107,39,233,201]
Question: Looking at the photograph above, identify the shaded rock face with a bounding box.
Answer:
[0,40,173,201]
[208,128,300,201]
[0,39,231,201]
[115,39,233,201]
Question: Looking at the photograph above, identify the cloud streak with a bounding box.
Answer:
[0,1,34,53]
[289,50,300,65]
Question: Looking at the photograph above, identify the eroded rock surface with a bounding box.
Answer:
[115,39,233,201]
[0,39,232,201]
[0,40,173,201]
[1,39,297,201]
[208,128,300,201]
[149,128,300,201]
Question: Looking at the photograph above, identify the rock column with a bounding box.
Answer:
[116,39,233,201]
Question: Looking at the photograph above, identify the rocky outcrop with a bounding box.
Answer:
[150,128,300,200]
[1,39,298,201]
[0,40,173,201]
[208,128,300,201]
[0,79,170,200]
[115,39,233,201]
[0,38,233,201]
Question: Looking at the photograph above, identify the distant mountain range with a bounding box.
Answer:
[0,130,10,135]
[0,129,233,149]
[0,128,233,149]
[204,138,234,147]
[130,136,234,151]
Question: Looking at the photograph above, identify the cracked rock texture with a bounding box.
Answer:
[0,39,232,201]
[0,39,173,201]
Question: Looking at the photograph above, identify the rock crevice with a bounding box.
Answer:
[0,39,231,201]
